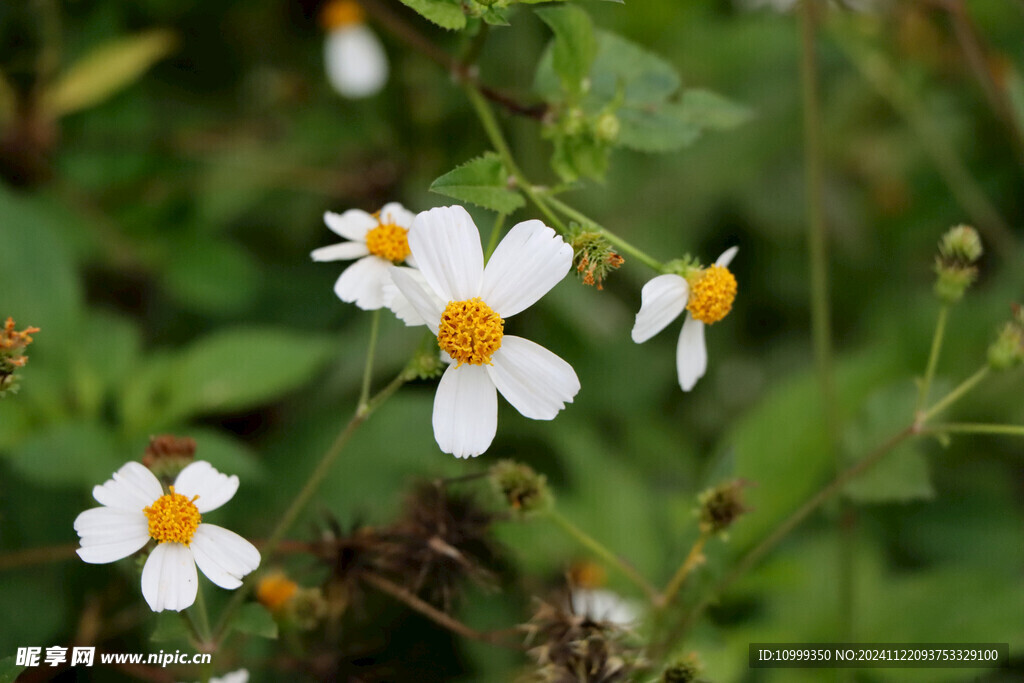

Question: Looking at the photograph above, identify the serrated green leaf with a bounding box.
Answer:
[397,0,466,30]
[536,6,596,98]
[230,603,278,639]
[0,657,25,683]
[616,104,702,152]
[677,88,753,130]
[480,6,511,26]
[46,30,177,117]
[150,611,191,643]
[429,153,525,213]
[161,328,337,422]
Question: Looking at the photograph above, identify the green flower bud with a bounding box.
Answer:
[933,225,983,305]
[697,479,749,537]
[938,224,983,265]
[490,460,552,514]
[563,107,586,137]
[594,112,620,143]
[988,320,1024,371]
[662,653,702,683]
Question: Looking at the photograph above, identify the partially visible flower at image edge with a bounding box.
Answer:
[311,201,416,310]
[389,205,581,458]
[570,587,641,627]
[182,670,249,683]
[321,0,389,98]
[631,247,738,391]
[74,461,260,612]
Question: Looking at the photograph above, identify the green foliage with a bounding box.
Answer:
[535,6,597,99]
[429,153,525,214]
[397,0,467,30]
[0,657,25,683]
[150,611,191,643]
[230,603,279,640]
[46,30,177,117]
[6,421,123,488]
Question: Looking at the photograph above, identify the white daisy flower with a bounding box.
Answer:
[181,670,249,683]
[312,202,417,310]
[631,247,738,392]
[74,461,261,613]
[389,205,581,458]
[322,0,388,98]
[571,588,641,627]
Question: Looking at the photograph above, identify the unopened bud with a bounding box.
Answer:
[697,479,749,536]
[662,653,702,683]
[490,460,552,514]
[988,314,1024,371]
[938,224,983,265]
[563,107,585,136]
[934,225,982,305]
[594,112,620,143]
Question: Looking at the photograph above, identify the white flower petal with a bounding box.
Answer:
[141,542,198,613]
[716,245,739,268]
[74,507,151,564]
[333,255,392,310]
[173,461,238,514]
[480,220,573,318]
[324,209,376,241]
[310,241,370,262]
[92,461,163,512]
[325,25,389,98]
[631,274,689,343]
[389,266,444,332]
[487,336,579,420]
[677,313,708,392]
[190,524,261,590]
[432,364,497,459]
[408,205,484,302]
[210,670,250,683]
[571,588,640,626]
[379,202,415,228]
[385,266,444,328]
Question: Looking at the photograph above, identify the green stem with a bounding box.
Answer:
[917,306,949,413]
[543,194,665,273]
[485,213,507,259]
[546,509,659,603]
[191,582,212,644]
[920,366,989,423]
[211,369,409,643]
[659,533,709,609]
[358,309,381,414]
[924,422,1024,437]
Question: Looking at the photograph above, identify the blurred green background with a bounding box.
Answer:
[1,0,1023,680]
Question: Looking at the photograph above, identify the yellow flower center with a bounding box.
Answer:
[686,264,737,325]
[365,223,411,263]
[437,298,504,366]
[143,487,201,545]
[257,572,299,612]
[321,0,364,30]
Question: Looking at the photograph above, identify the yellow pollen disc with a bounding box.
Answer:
[437,298,504,366]
[686,264,737,325]
[143,486,201,545]
[257,572,299,611]
[365,223,411,263]
[321,0,364,30]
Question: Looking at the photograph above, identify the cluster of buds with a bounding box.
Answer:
[661,653,703,683]
[696,479,750,537]
[0,317,39,397]
[988,303,1024,371]
[141,434,197,479]
[933,225,983,304]
[490,460,553,515]
[521,599,643,683]
[567,224,625,290]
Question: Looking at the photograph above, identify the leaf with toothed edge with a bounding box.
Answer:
[430,153,526,214]
[397,0,466,30]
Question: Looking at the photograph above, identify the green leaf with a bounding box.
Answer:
[5,421,124,488]
[161,328,337,422]
[480,6,511,26]
[842,384,934,503]
[150,611,191,643]
[0,657,25,683]
[616,104,702,152]
[397,0,466,30]
[46,30,177,117]
[588,31,680,105]
[536,6,597,98]
[550,134,610,183]
[162,239,260,315]
[676,88,754,130]
[429,153,525,214]
[230,603,278,639]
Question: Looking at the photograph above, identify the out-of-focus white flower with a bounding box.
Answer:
[312,202,417,310]
[571,588,641,627]
[75,461,260,612]
[322,0,388,98]
[389,205,580,458]
[182,670,249,683]
[631,247,738,392]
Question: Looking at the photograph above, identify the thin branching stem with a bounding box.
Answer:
[358,309,381,414]
[920,366,989,423]
[658,532,709,610]
[917,305,949,413]
[924,422,1024,437]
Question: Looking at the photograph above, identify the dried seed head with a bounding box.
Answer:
[142,434,197,477]
[662,653,702,683]
[567,225,625,291]
[697,479,750,537]
[490,460,553,514]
